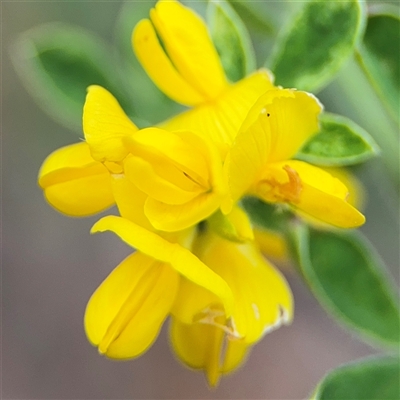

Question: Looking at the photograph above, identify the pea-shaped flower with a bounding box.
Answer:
[133,0,275,152]
[85,216,235,359]
[170,228,293,386]
[223,89,365,228]
[122,127,226,231]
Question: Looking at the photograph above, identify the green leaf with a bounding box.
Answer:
[207,0,256,82]
[225,0,275,35]
[240,197,292,233]
[269,0,366,92]
[297,113,379,166]
[289,223,400,347]
[357,6,400,124]
[312,357,400,400]
[225,1,292,68]
[12,22,132,131]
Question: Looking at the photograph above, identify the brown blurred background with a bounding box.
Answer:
[3,1,399,399]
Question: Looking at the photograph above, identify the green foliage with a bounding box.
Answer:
[12,23,132,131]
[357,5,400,124]
[207,0,256,82]
[225,0,274,35]
[269,0,365,92]
[297,113,379,166]
[240,197,292,233]
[312,357,400,400]
[289,223,400,347]
[225,1,291,68]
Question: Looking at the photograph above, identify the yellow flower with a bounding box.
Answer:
[85,251,179,359]
[38,0,275,226]
[38,85,138,218]
[38,141,114,216]
[170,229,293,386]
[170,317,249,387]
[318,166,366,211]
[223,89,366,228]
[122,127,227,231]
[85,214,292,386]
[253,167,366,263]
[132,0,275,153]
[37,0,367,387]
[85,215,235,359]
[39,85,227,231]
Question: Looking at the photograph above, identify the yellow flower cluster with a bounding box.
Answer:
[38,0,365,386]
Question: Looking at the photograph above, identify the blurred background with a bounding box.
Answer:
[3,1,399,399]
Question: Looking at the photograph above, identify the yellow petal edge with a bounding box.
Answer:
[91,216,234,317]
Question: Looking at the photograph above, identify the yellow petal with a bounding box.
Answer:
[170,317,224,387]
[208,206,254,243]
[39,142,96,182]
[322,167,365,210]
[132,19,205,106]
[257,160,365,228]
[226,206,254,242]
[111,174,154,231]
[38,142,114,216]
[144,191,223,232]
[223,89,322,213]
[150,0,228,99]
[253,228,288,261]
[170,318,249,387]
[297,184,365,228]
[176,130,225,192]
[83,85,138,162]
[222,103,271,213]
[124,128,210,187]
[91,216,234,317]
[160,69,275,150]
[171,274,220,325]
[197,233,293,344]
[239,89,323,162]
[172,231,293,344]
[294,166,366,229]
[123,128,226,231]
[84,252,178,359]
[125,155,200,205]
[221,337,250,375]
[43,175,113,217]
[123,128,214,205]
